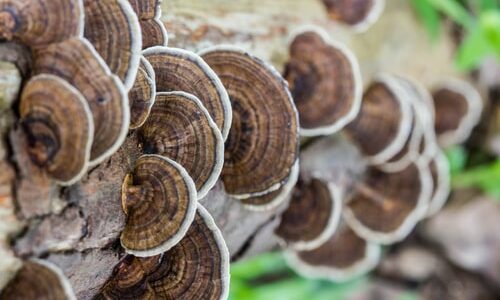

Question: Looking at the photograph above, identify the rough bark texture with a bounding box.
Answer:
[0,0,477,299]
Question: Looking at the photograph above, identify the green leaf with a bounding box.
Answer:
[452,160,500,199]
[411,0,441,40]
[231,252,288,281]
[456,25,493,70]
[427,0,475,29]
[479,0,499,12]
[480,10,500,53]
[445,146,468,175]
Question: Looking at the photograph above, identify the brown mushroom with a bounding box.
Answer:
[19,74,93,186]
[432,78,483,147]
[33,37,130,166]
[285,221,381,282]
[344,73,413,165]
[83,0,142,90]
[0,0,84,47]
[275,177,342,251]
[120,154,197,257]
[143,46,232,140]
[425,150,451,217]
[0,259,76,300]
[129,56,156,129]
[200,46,299,200]
[322,0,385,32]
[283,27,362,136]
[240,161,299,211]
[99,204,230,300]
[128,0,168,48]
[343,160,433,244]
[139,91,224,199]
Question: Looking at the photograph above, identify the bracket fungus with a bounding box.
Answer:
[200,46,299,202]
[283,28,362,136]
[143,46,232,140]
[344,74,413,165]
[0,0,84,47]
[128,0,168,48]
[275,177,342,251]
[129,56,156,129]
[285,221,381,282]
[83,0,142,91]
[0,259,76,300]
[426,150,451,217]
[120,154,197,257]
[33,37,130,166]
[100,204,230,300]
[343,161,433,244]
[322,0,385,32]
[19,74,93,186]
[139,91,224,199]
[431,78,483,147]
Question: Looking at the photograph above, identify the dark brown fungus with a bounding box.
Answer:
[200,46,299,200]
[0,259,76,300]
[84,0,142,90]
[286,221,381,282]
[143,46,231,140]
[120,154,197,257]
[20,74,93,186]
[343,161,432,244]
[128,0,168,48]
[139,91,224,199]
[129,56,156,129]
[322,0,385,32]
[0,0,83,47]
[33,37,130,166]
[283,28,362,136]
[99,204,230,300]
[275,177,341,250]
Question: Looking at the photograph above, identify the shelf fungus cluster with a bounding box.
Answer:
[321,0,386,32]
[270,27,483,282]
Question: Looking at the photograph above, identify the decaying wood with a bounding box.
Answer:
[0,0,469,299]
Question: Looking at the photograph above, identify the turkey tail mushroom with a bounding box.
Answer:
[322,0,385,32]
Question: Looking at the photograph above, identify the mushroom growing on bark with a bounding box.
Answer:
[200,46,299,207]
[283,28,362,136]
[128,0,168,48]
[322,0,386,32]
[128,57,156,129]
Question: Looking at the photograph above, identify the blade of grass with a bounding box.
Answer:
[427,0,475,29]
[411,0,441,41]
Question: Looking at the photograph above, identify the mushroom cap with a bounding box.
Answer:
[19,74,93,186]
[343,160,433,244]
[200,46,299,199]
[240,160,299,211]
[129,56,156,129]
[275,177,342,251]
[33,37,130,166]
[0,259,76,300]
[121,154,197,257]
[139,91,224,199]
[432,78,483,147]
[322,0,385,32]
[128,0,168,48]
[426,150,451,217]
[0,0,84,47]
[143,46,231,140]
[283,27,362,136]
[285,221,381,282]
[100,204,230,300]
[128,0,161,20]
[345,73,413,165]
[83,0,142,91]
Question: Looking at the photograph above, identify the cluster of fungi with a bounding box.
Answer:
[0,0,484,299]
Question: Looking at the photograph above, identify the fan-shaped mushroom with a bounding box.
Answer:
[33,37,130,166]
[128,0,168,48]
[200,46,299,200]
[425,150,451,217]
[19,74,93,186]
[99,204,230,300]
[275,177,342,251]
[0,259,76,300]
[343,161,433,244]
[344,74,413,165]
[283,27,362,136]
[129,57,156,129]
[120,154,197,257]
[0,0,84,47]
[83,0,142,91]
[322,0,385,32]
[285,221,381,282]
[432,78,483,147]
[143,46,231,140]
[139,91,224,199]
